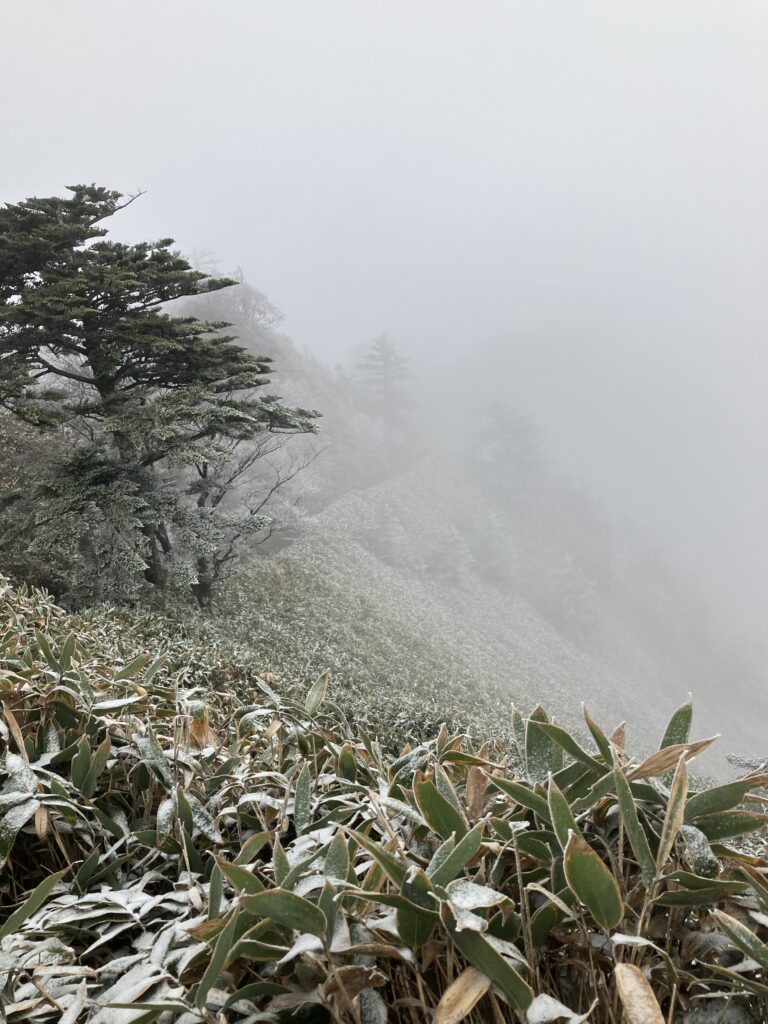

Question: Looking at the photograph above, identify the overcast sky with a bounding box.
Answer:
[2,1,767,642]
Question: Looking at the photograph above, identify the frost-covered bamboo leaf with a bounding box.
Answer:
[563,832,623,931]
[0,797,41,868]
[428,823,484,887]
[525,707,553,784]
[547,777,579,849]
[293,761,311,835]
[240,888,327,936]
[613,769,656,888]
[656,754,688,871]
[0,869,68,939]
[397,867,436,948]
[195,907,239,1008]
[134,728,174,789]
[414,777,468,840]
[304,670,328,715]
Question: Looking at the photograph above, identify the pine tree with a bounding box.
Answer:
[356,335,411,419]
[0,185,318,604]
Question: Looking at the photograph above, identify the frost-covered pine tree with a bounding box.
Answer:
[0,185,318,604]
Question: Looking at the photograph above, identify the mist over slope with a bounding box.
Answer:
[182,280,765,763]
[225,458,761,763]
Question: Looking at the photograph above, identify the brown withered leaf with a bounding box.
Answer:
[610,722,626,750]
[433,966,491,1024]
[629,736,718,780]
[614,963,665,1024]
[34,804,50,840]
[188,704,219,749]
[466,766,489,819]
[324,965,386,1010]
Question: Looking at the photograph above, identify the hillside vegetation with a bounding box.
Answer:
[2,578,768,1023]
[3,183,767,1024]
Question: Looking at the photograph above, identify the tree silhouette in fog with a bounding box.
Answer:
[356,335,411,420]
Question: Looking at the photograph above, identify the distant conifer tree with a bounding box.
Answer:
[356,335,411,419]
[0,185,318,604]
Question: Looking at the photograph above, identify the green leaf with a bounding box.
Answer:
[175,785,194,835]
[532,721,605,774]
[547,777,579,849]
[491,777,551,824]
[59,633,76,673]
[665,870,747,893]
[659,700,693,785]
[215,857,265,894]
[35,630,60,672]
[0,868,68,939]
[434,764,463,814]
[530,899,567,947]
[613,769,656,888]
[348,827,407,887]
[512,707,526,760]
[516,834,554,865]
[136,727,174,789]
[241,888,327,937]
[142,655,167,684]
[272,835,290,886]
[659,700,692,751]
[293,762,311,835]
[181,824,205,874]
[234,831,271,865]
[712,910,768,971]
[227,920,289,963]
[655,888,742,906]
[196,907,239,1008]
[70,735,91,791]
[429,822,484,887]
[414,778,468,840]
[115,653,150,680]
[324,831,350,882]
[440,902,533,1009]
[304,670,328,715]
[693,810,768,841]
[685,778,768,822]
[222,982,290,1010]
[582,706,613,764]
[208,863,224,920]
[338,743,357,782]
[82,735,111,798]
[75,849,101,888]
[398,867,437,948]
[525,707,552,784]
[563,832,623,931]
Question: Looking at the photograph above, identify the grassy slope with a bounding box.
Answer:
[2,577,768,1023]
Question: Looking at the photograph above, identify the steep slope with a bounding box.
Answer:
[225,459,759,764]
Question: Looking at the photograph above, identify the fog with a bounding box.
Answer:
[2,2,767,716]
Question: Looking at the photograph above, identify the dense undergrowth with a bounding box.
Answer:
[1,579,768,1023]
